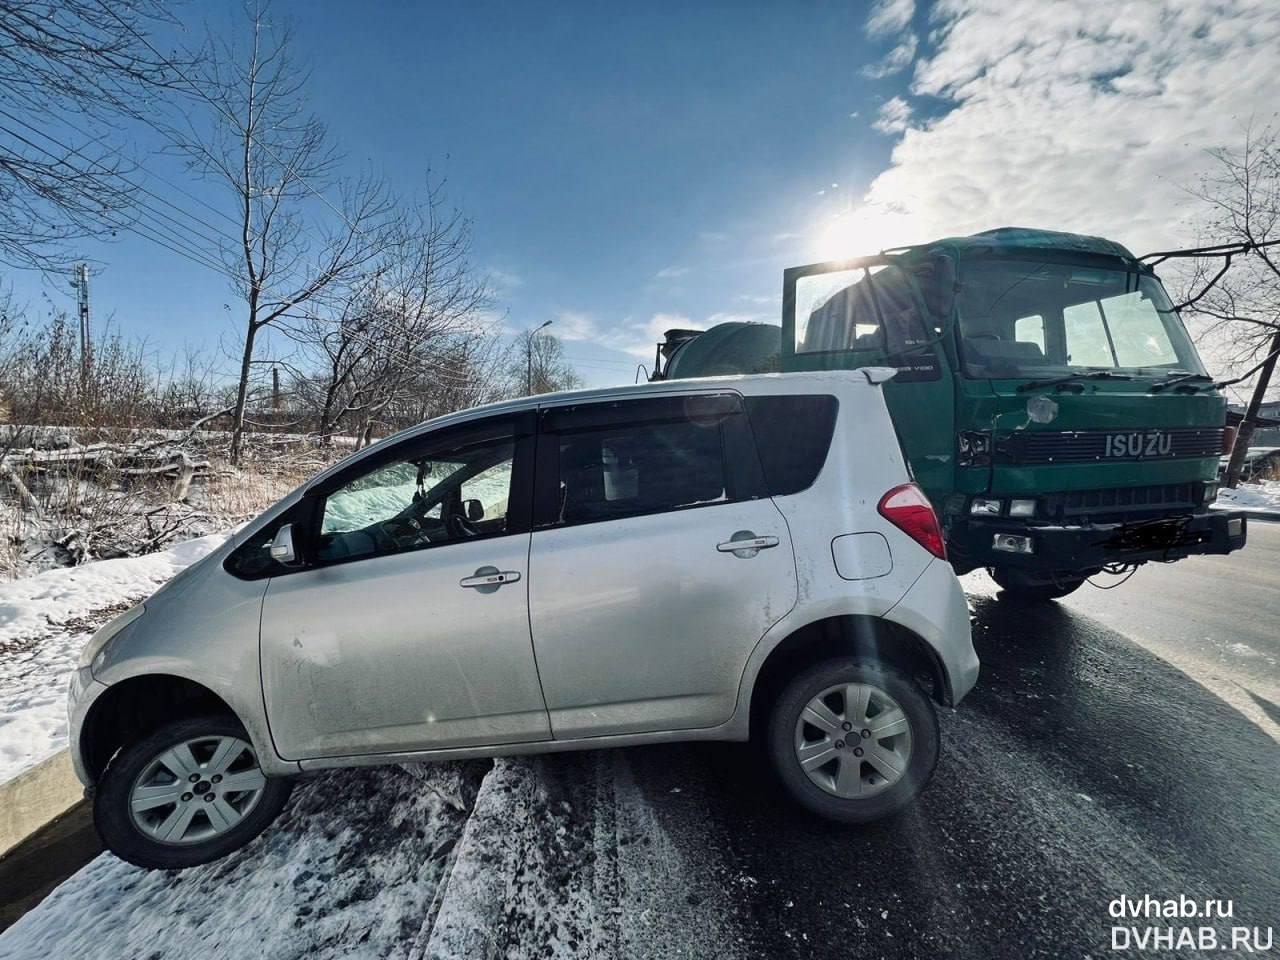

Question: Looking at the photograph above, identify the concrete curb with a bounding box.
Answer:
[0,751,83,858]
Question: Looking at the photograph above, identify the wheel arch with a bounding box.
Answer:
[746,614,949,740]
[79,674,245,786]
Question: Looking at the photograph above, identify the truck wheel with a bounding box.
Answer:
[989,568,1086,603]
[94,714,293,870]
[767,658,939,823]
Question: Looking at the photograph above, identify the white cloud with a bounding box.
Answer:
[601,313,702,359]
[862,33,918,78]
[552,310,599,341]
[866,0,915,37]
[873,96,913,134]
[486,268,523,292]
[828,0,1280,257]
[654,266,690,280]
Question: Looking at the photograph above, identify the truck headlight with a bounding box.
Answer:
[77,604,145,674]
[1008,499,1037,517]
[1203,483,1219,504]
[970,498,1003,516]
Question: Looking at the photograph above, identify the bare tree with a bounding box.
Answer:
[0,0,190,270]
[172,3,396,464]
[288,180,493,443]
[508,329,582,396]
[1180,124,1280,487]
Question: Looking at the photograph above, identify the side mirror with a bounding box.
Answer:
[463,499,485,522]
[269,523,300,565]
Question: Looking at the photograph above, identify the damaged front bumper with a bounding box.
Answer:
[950,509,1247,575]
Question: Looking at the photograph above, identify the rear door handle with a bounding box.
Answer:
[717,533,780,557]
[460,570,522,588]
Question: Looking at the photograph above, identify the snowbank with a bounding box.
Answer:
[0,533,227,784]
[1217,480,1280,515]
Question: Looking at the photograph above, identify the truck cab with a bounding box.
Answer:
[657,227,1247,600]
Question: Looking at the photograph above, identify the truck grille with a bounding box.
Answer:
[1040,483,1199,522]
[994,427,1224,465]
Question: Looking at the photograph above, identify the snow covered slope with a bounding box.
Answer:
[0,534,227,784]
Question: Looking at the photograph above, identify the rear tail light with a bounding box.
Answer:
[1222,424,1238,455]
[878,483,947,559]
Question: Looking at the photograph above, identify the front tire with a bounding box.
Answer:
[94,714,293,870]
[767,658,939,824]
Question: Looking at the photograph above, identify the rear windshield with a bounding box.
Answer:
[745,395,838,496]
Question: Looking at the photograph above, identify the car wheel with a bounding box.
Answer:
[989,568,1086,603]
[94,714,293,870]
[767,658,939,824]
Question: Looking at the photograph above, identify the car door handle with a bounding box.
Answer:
[716,534,780,555]
[459,570,522,588]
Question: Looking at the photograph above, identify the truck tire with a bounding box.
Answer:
[767,658,939,824]
[990,568,1086,603]
[94,714,293,870]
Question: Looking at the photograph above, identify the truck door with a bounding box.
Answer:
[782,259,956,502]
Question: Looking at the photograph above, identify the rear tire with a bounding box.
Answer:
[94,714,293,870]
[990,568,1086,603]
[767,658,939,824]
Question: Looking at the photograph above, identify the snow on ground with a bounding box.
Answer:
[0,752,745,960]
[0,533,227,784]
[1217,480,1280,515]
[0,763,486,960]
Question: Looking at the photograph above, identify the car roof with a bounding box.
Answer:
[312,368,892,485]
[405,367,887,434]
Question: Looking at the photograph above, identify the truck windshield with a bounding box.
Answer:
[954,259,1206,381]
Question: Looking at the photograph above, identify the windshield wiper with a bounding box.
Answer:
[1149,372,1215,393]
[1016,371,1133,392]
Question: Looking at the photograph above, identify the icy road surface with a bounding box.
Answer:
[2,525,1278,958]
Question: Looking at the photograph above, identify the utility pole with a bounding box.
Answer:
[69,263,90,382]
[526,319,553,394]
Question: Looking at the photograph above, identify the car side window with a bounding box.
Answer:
[744,395,838,496]
[540,394,759,527]
[313,433,517,565]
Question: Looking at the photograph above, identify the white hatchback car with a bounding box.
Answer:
[70,370,978,868]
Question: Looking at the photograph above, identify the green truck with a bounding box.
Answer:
[654,227,1248,601]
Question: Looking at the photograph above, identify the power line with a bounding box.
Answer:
[1,118,484,391]
[0,107,239,254]
[0,116,236,276]
[94,0,376,243]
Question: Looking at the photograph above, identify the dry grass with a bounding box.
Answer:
[0,428,350,580]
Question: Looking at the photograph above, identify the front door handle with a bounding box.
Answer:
[460,568,522,589]
[716,532,780,558]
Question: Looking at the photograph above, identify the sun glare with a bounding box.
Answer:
[813,211,868,261]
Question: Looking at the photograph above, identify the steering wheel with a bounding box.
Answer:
[379,517,429,551]
[447,511,480,539]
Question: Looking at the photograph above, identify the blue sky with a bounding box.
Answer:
[5,0,1276,388]
[6,0,909,387]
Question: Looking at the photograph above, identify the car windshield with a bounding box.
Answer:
[953,259,1207,380]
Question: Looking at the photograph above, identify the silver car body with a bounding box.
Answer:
[69,370,978,785]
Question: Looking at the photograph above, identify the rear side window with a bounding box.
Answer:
[539,394,759,527]
[745,395,838,496]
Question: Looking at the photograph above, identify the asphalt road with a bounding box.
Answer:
[596,521,1280,959]
[3,523,1277,957]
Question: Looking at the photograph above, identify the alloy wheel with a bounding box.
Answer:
[128,735,266,845]
[793,682,913,799]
